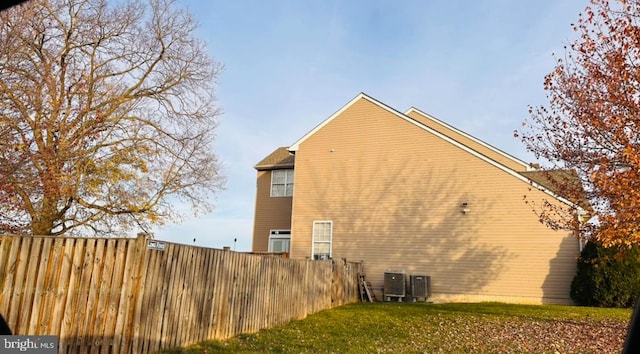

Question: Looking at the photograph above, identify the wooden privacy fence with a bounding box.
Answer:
[0,234,364,353]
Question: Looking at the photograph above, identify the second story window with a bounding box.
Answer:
[270,169,294,197]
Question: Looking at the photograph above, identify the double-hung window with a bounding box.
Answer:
[270,169,294,197]
[312,221,332,260]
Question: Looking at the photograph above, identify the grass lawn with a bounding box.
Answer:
[160,302,632,354]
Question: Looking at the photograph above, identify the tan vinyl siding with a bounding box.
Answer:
[252,170,293,252]
[290,97,578,304]
[405,109,529,172]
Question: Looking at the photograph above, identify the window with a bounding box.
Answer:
[270,169,294,197]
[312,221,332,260]
[269,230,290,253]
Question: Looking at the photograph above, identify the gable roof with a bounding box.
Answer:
[254,147,295,170]
[286,92,586,212]
[405,107,531,172]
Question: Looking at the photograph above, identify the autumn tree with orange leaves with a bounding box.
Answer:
[520,0,640,247]
[0,0,224,236]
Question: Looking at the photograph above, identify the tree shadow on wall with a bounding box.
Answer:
[299,150,512,297]
[541,234,580,304]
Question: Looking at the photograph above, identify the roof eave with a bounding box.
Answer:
[405,107,531,170]
[254,163,295,171]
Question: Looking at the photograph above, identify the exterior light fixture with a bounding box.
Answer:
[461,202,470,214]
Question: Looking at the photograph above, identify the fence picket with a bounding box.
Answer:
[157,242,176,349]
[113,237,136,353]
[77,238,98,354]
[40,238,60,335]
[82,239,104,352]
[8,237,30,332]
[29,237,52,335]
[0,237,18,313]
[101,238,125,353]
[92,239,116,351]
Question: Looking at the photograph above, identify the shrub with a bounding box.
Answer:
[571,241,640,308]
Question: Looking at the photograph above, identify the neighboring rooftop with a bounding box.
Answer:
[254,147,295,170]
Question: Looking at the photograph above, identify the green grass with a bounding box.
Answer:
[160,302,632,354]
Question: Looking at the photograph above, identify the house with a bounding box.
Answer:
[252,93,588,304]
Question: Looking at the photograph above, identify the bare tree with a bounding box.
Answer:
[0,0,224,236]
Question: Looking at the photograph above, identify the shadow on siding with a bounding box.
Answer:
[299,149,512,297]
[541,235,579,304]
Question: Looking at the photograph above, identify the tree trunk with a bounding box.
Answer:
[31,197,58,236]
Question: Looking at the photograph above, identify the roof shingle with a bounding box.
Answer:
[254,147,295,170]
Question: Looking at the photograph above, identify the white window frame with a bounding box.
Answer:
[268,230,291,253]
[311,220,332,260]
[270,169,294,197]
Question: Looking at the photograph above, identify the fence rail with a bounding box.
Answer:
[0,235,364,353]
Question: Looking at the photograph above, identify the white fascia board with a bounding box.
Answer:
[405,107,532,171]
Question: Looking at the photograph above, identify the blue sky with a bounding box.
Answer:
[152,0,588,251]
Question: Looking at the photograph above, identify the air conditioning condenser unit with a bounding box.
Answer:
[410,275,431,301]
[384,271,406,301]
